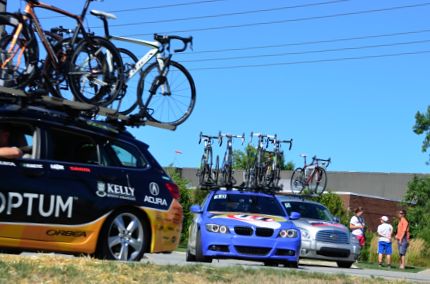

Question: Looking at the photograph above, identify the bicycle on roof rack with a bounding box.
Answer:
[244,132,271,189]
[218,132,244,188]
[290,154,331,195]
[0,0,124,106]
[265,135,293,188]
[197,132,219,187]
[92,9,196,126]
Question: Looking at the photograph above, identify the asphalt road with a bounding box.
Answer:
[142,252,430,283]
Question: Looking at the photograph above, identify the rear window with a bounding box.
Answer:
[207,193,285,216]
[0,123,36,159]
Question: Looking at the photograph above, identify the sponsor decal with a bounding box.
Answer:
[149,182,160,196]
[211,214,285,229]
[46,230,87,237]
[0,192,75,218]
[70,166,91,173]
[144,195,167,206]
[22,163,43,169]
[0,161,16,167]
[96,181,136,201]
[214,194,227,199]
[161,175,171,181]
[50,164,65,170]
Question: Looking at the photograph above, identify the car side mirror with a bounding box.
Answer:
[289,211,301,220]
[190,204,203,214]
[333,216,340,223]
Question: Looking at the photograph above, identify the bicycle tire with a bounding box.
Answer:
[213,155,219,185]
[309,167,327,195]
[137,60,196,126]
[68,36,124,106]
[290,168,305,194]
[198,155,207,186]
[0,12,38,89]
[108,48,140,115]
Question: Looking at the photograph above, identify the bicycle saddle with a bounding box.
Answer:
[90,10,117,20]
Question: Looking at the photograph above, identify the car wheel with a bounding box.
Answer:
[186,248,196,262]
[195,229,212,263]
[337,261,354,268]
[263,261,278,267]
[283,261,299,268]
[96,209,147,261]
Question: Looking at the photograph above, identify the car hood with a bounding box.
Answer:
[206,212,292,229]
[293,219,348,232]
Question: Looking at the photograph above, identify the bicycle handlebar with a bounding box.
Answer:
[154,34,193,53]
[198,132,219,144]
[312,156,331,166]
[218,132,245,146]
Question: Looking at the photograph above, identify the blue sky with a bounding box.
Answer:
[9,0,430,173]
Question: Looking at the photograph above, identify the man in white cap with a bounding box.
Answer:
[377,216,393,268]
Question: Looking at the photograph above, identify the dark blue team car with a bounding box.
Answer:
[186,189,301,267]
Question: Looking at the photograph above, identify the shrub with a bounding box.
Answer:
[368,233,430,267]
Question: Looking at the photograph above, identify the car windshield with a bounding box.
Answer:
[207,193,285,216]
[282,201,333,221]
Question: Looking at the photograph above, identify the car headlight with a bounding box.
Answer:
[206,224,229,234]
[279,229,299,238]
[298,227,311,240]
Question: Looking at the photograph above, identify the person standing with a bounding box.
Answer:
[377,216,393,268]
[350,207,366,248]
[395,209,410,269]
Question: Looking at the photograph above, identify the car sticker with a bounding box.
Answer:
[50,164,65,170]
[284,202,291,208]
[214,194,227,200]
[22,163,43,169]
[0,161,16,167]
[211,213,285,229]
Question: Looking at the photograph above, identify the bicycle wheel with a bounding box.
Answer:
[137,60,196,126]
[309,167,327,195]
[0,13,38,88]
[290,168,305,194]
[213,155,219,185]
[108,48,140,115]
[198,155,207,186]
[273,165,281,187]
[68,36,124,106]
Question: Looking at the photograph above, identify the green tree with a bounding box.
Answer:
[233,145,294,170]
[166,167,192,245]
[413,106,430,163]
[403,176,430,244]
[310,191,350,226]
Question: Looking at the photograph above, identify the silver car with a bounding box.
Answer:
[277,195,360,268]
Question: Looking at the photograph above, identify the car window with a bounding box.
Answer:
[104,142,147,168]
[47,128,99,165]
[207,193,285,216]
[283,201,333,221]
[0,123,35,159]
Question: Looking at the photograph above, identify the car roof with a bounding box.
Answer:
[0,105,145,145]
[210,189,277,198]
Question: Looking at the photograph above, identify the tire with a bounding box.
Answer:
[137,60,196,126]
[309,167,327,195]
[68,36,124,106]
[195,229,212,263]
[290,168,305,194]
[185,248,196,262]
[0,13,38,88]
[273,165,281,187]
[337,261,353,268]
[198,155,207,186]
[108,48,140,115]
[213,155,219,185]
[96,209,147,261]
[283,261,299,268]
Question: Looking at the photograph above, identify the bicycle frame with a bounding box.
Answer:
[8,0,93,70]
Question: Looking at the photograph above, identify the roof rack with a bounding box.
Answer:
[0,87,176,131]
[197,182,284,195]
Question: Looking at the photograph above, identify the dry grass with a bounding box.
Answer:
[368,234,430,267]
[0,254,414,284]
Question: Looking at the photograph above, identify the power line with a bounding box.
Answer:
[180,39,430,63]
[189,50,430,71]
[39,0,226,20]
[121,2,430,36]
[91,0,348,28]
[178,29,430,55]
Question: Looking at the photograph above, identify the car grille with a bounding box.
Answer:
[234,226,253,236]
[234,246,271,256]
[316,230,349,244]
[255,227,274,237]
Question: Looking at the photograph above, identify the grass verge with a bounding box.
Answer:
[355,262,425,273]
[0,254,416,284]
